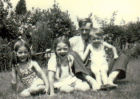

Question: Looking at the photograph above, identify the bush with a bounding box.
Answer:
[31,4,76,52]
[0,0,140,70]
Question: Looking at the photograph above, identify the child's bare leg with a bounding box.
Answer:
[74,79,90,91]
[20,88,30,97]
[29,85,46,94]
[20,84,45,97]
[101,70,108,85]
[84,75,100,90]
[94,70,102,88]
[90,66,102,90]
[108,71,119,86]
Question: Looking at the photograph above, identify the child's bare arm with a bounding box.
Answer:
[11,67,17,84]
[11,67,18,91]
[103,42,118,59]
[56,68,60,80]
[68,55,74,76]
[48,71,55,96]
[33,61,49,92]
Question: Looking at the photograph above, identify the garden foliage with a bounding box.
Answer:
[0,0,140,71]
[15,0,27,15]
[0,0,76,70]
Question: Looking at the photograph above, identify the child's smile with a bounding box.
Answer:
[17,46,29,63]
[56,42,69,57]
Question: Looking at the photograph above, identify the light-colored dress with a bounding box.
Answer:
[48,54,90,91]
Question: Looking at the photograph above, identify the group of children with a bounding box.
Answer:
[11,30,120,97]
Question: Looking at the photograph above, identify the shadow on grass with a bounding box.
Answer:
[115,80,130,85]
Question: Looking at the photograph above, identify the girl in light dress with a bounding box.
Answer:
[11,39,49,97]
[83,32,119,89]
[48,36,90,96]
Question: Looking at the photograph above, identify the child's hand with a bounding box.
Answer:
[114,55,118,59]
[11,81,18,91]
[11,82,16,90]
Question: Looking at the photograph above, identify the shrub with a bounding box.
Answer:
[31,4,76,52]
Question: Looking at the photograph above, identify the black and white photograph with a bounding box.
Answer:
[0,0,140,99]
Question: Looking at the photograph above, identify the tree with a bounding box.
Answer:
[0,0,17,71]
[15,0,27,15]
[45,4,76,39]
[31,4,76,52]
[0,0,20,42]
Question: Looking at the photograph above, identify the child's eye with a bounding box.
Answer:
[81,29,90,32]
[63,48,68,50]
[56,49,61,51]
[24,51,28,54]
[18,52,22,54]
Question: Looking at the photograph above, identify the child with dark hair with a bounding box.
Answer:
[11,39,49,97]
[48,36,90,96]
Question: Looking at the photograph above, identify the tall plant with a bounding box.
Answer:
[15,0,27,15]
[31,4,76,52]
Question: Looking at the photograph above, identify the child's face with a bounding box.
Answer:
[16,46,29,63]
[92,35,102,48]
[93,35,101,42]
[56,42,69,57]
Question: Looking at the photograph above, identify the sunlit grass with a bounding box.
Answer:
[0,58,140,99]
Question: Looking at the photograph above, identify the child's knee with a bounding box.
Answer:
[20,89,30,97]
[60,85,74,93]
[29,85,45,94]
[78,82,90,91]
[75,80,90,91]
[54,82,63,89]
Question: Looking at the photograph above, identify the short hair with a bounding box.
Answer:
[78,18,93,28]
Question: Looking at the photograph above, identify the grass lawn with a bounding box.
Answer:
[0,58,140,99]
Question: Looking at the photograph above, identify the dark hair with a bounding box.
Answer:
[14,39,30,52]
[53,36,70,53]
[53,36,70,68]
[78,18,93,28]
[12,39,31,64]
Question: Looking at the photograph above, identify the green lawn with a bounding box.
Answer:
[0,58,140,99]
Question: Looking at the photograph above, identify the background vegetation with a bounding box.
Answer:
[0,0,140,99]
[0,0,140,71]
